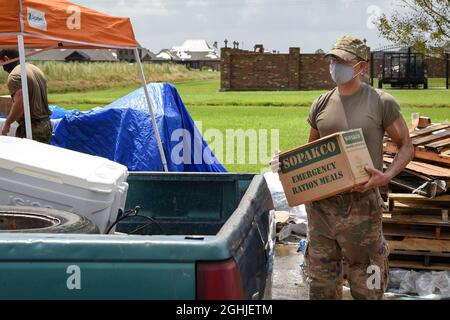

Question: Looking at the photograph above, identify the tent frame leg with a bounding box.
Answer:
[17,34,33,140]
[134,49,169,172]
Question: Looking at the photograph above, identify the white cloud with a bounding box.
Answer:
[186,0,209,7]
[74,0,175,16]
[67,0,395,55]
[339,0,354,8]
[195,13,209,24]
[116,0,176,16]
[240,0,267,22]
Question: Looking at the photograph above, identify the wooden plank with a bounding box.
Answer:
[384,142,450,166]
[390,249,450,258]
[390,202,446,212]
[383,213,450,226]
[384,157,450,178]
[425,137,450,150]
[388,237,450,253]
[389,260,450,271]
[384,226,450,240]
[409,123,450,138]
[412,129,450,146]
[389,193,450,203]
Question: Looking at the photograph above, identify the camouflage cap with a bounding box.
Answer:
[325,36,369,61]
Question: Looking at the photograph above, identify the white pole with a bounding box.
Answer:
[134,49,169,172]
[17,35,33,140]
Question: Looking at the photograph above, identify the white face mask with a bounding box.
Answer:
[329,61,362,85]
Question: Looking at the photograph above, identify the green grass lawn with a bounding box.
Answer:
[49,79,450,173]
[50,79,450,110]
[188,105,449,172]
[0,62,218,95]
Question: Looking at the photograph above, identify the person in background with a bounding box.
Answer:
[0,49,52,143]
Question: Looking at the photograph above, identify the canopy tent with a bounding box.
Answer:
[0,0,168,171]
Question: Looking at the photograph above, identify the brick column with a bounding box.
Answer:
[220,48,232,91]
[288,47,300,90]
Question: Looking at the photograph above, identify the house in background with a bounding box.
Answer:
[65,49,119,62]
[116,42,157,62]
[155,49,180,61]
[171,40,220,70]
[26,40,220,70]
[140,48,157,62]
[29,48,119,62]
[27,49,70,62]
[28,42,156,63]
[154,40,220,70]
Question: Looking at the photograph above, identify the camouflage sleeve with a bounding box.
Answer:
[307,97,320,130]
[380,91,402,131]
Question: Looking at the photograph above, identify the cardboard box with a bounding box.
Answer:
[278,128,374,206]
[0,95,12,117]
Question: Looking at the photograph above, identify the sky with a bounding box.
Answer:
[75,0,401,53]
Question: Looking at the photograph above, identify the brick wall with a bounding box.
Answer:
[221,47,301,91]
[221,46,369,91]
[298,54,334,90]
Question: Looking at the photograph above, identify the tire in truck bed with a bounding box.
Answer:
[0,206,99,234]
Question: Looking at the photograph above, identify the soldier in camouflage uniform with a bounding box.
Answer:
[271,36,413,299]
[0,49,52,144]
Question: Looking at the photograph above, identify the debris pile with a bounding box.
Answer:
[383,118,450,271]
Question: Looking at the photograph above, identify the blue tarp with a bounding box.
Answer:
[51,83,227,172]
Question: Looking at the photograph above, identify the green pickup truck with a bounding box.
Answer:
[0,172,273,300]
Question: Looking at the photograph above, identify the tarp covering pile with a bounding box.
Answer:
[51,83,227,172]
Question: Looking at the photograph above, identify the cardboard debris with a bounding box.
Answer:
[278,128,373,206]
[418,116,431,129]
[274,211,290,225]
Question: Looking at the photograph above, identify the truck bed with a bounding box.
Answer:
[0,172,273,300]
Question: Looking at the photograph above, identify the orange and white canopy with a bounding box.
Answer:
[0,1,169,170]
[0,0,137,49]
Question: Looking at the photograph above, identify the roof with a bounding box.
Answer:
[181,51,220,61]
[155,49,180,61]
[140,48,157,60]
[27,49,69,61]
[28,49,119,62]
[172,40,214,53]
[167,40,220,61]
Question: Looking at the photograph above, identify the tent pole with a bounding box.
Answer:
[17,35,33,140]
[134,49,169,172]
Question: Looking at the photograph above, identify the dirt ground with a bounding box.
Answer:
[266,242,405,300]
[265,243,363,300]
[265,242,309,300]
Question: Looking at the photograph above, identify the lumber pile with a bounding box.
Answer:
[383,120,450,271]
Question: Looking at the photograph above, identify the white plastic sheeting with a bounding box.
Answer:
[388,268,450,298]
[263,172,308,239]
